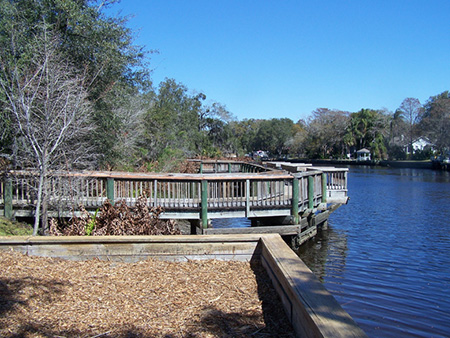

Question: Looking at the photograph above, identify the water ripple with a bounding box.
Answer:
[297,167,450,338]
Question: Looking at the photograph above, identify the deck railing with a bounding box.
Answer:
[190,160,273,174]
[319,168,349,204]
[1,166,347,227]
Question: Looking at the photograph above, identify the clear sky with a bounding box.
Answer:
[107,0,449,122]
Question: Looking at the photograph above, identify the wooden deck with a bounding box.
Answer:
[1,161,348,241]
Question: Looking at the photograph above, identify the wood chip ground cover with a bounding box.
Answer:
[0,251,295,337]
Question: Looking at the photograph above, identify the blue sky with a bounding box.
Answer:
[107,0,449,122]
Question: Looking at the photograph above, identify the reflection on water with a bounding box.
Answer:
[297,227,348,283]
[297,167,450,338]
[211,218,251,228]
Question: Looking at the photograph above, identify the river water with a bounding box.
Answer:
[297,166,450,337]
[212,166,450,337]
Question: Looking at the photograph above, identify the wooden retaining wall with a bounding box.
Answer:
[0,234,366,338]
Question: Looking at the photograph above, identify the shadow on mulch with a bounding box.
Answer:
[0,258,295,338]
[0,277,67,317]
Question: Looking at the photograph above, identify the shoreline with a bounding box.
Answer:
[288,158,449,170]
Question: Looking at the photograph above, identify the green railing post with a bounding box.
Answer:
[292,177,299,224]
[308,175,314,209]
[200,162,203,174]
[322,173,327,203]
[228,162,232,173]
[4,177,13,219]
[201,180,208,229]
[107,178,115,205]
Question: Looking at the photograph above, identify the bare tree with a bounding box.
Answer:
[0,27,94,235]
[111,93,148,169]
[306,108,350,158]
[397,98,422,156]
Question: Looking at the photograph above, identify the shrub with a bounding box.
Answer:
[50,197,181,236]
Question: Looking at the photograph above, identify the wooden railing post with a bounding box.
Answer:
[4,177,13,219]
[201,180,208,229]
[153,179,158,207]
[308,175,314,209]
[322,173,327,203]
[245,179,250,216]
[292,177,299,224]
[107,178,115,205]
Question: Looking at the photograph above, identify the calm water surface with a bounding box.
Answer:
[298,167,450,337]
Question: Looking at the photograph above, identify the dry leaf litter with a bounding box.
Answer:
[0,251,295,338]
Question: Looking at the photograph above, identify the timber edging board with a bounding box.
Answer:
[0,234,367,338]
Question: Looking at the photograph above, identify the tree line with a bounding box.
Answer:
[1,1,449,234]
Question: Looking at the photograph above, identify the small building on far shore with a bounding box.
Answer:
[356,148,371,161]
[406,137,434,154]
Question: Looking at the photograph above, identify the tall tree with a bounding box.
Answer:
[230,119,260,155]
[387,109,408,159]
[197,101,236,157]
[251,118,295,156]
[419,91,450,153]
[305,109,349,159]
[109,90,151,170]
[142,79,204,167]
[397,98,422,156]
[0,27,94,235]
[0,0,151,168]
[285,120,307,158]
[345,108,389,159]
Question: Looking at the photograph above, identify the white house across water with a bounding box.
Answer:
[356,148,371,161]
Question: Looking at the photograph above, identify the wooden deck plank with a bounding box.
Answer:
[203,225,301,235]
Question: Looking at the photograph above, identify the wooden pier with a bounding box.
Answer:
[0,161,348,245]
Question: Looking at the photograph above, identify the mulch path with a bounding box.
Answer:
[0,251,295,338]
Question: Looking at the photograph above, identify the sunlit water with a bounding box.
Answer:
[212,167,450,337]
[298,167,450,337]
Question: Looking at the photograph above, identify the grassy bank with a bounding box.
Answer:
[0,217,33,236]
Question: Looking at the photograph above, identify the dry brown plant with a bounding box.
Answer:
[50,197,180,236]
